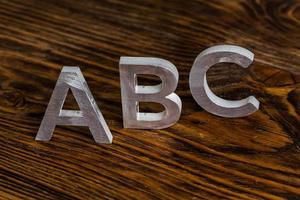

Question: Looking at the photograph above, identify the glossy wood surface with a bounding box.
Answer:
[0,0,300,199]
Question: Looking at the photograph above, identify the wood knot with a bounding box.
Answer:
[0,89,26,109]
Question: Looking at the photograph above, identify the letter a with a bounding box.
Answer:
[35,67,113,144]
[119,57,182,129]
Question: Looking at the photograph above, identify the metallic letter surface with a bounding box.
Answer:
[35,67,113,144]
[189,45,259,118]
[120,57,182,129]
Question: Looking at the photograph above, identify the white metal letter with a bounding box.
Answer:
[120,57,182,129]
[189,45,259,118]
[35,67,113,144]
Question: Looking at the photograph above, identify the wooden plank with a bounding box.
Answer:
[0,0,299,199]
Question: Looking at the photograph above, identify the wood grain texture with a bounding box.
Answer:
[0,0,300,199]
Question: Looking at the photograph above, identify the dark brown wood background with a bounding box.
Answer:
[0,0,300,199]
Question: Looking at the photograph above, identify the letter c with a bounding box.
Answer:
[189,45,259,118]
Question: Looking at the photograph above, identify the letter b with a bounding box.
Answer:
[119,57,182,129]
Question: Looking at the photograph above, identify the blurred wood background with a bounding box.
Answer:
[0,0,300,199]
